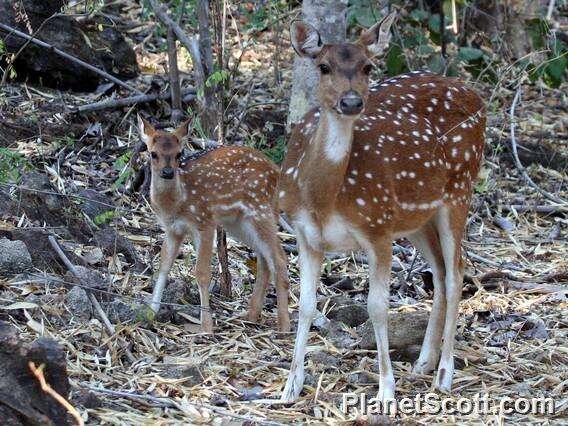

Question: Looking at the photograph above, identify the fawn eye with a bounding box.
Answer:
[363,64,373,75]
[318,64,331,75]
[151,152,158,159]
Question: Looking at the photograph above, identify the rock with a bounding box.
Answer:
[0,0,138,91]
[65,266,106,291]
[0,238,32,276]
[321,275,355,291]
[93,227,141,269]
[307,351,341,370]
[320,295,369,327]
[104,300,134,324]
[357,311,429,351]
[76,189,114,220]
[64,287,92,321]
[321,319,357,349]
[72,389,103,409]
[7,229,85,273]
[0,190,14,217]
[0,321,71,425]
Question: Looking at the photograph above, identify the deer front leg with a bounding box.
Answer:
[367,241,395,402]
[151,229,184,313]
[281,228,323,402]
[193,227,215,333]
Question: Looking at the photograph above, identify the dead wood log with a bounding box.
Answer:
[0,321,72,425]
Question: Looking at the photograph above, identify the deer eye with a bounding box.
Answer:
[363,64,373,75]
[151,152,158,159]
[318,64,331,75]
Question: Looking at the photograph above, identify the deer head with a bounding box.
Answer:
[291,12,396,117]
[138,116,191,180]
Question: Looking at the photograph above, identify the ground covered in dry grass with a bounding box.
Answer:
[1,3,567,424]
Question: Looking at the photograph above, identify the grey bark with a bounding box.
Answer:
[286,0,347,131]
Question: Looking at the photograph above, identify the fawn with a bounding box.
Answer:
[278,13,485,402]
[138,116,290,333]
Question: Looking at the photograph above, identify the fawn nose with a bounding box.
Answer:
[160,167,175,179]
[339,91,364,115]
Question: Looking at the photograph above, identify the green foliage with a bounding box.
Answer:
[205,69,230,88]
[348,3,566,88]
[111,151,133,191]
[94,210,116,225]
[0,39,5,54]
[246,134,287,165]
[0,148,33,183]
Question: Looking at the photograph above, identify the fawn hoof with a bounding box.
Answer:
[434,365,454,393]
[412,358,437,375]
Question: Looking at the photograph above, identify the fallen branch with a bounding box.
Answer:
[500,204,568,214]
[509,87,567,205]
[0,23,142,94]
[74,89,195,114]
[85,386,279,425]
[48,236,136,363]
[29,362,84,426]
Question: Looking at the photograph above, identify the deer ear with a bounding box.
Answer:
[174,118,193,142]
[358,12,396,57]
[137,114,155,146]
[291,21,323,58]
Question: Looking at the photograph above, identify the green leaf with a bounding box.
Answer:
[409,9,429,22]
[458,47,484,61]
[385,44,407,76]
[428,14,440,34]
[417,44,435,55]
[427,54,445,74]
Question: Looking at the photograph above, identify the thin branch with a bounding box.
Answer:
[29,362,84,426]
[0,23,142,94]
[509,87,567,205]
[546,0,556,20]
[48,236,136,363]
[74,89,195,114]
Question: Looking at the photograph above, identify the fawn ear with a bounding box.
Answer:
[358,12,396,57]
[137,114,155,146]
[174,117,193,142]
[291,21,323,58]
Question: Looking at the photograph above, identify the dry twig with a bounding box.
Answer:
[29,362,84,426]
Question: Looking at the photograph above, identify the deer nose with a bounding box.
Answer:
[160,167,175,179]
[339,91,363,115]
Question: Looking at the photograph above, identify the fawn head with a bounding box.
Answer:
[138,116,191,180]
[291,12,395,117]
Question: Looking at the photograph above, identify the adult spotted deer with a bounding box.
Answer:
[278,13,485,402]
[139,116,290,333]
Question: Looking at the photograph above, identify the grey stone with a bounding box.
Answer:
[64,287,92,320]
[0,238,33,277]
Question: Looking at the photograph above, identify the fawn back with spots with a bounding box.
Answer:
[278,13,485,402]
[138,116,290,333]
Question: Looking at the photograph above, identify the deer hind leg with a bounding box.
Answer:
[247,255,269,324]
[192,226,215,333]
[151,229,185,313]
[367,240,396,402]
[244,219,290,332]
[407,222,447,375]
[434,205,467,392]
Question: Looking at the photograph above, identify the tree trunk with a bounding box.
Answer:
[286,0,347,131]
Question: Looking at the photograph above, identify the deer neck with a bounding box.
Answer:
[302,111,356,216]
[150,171,185,212]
